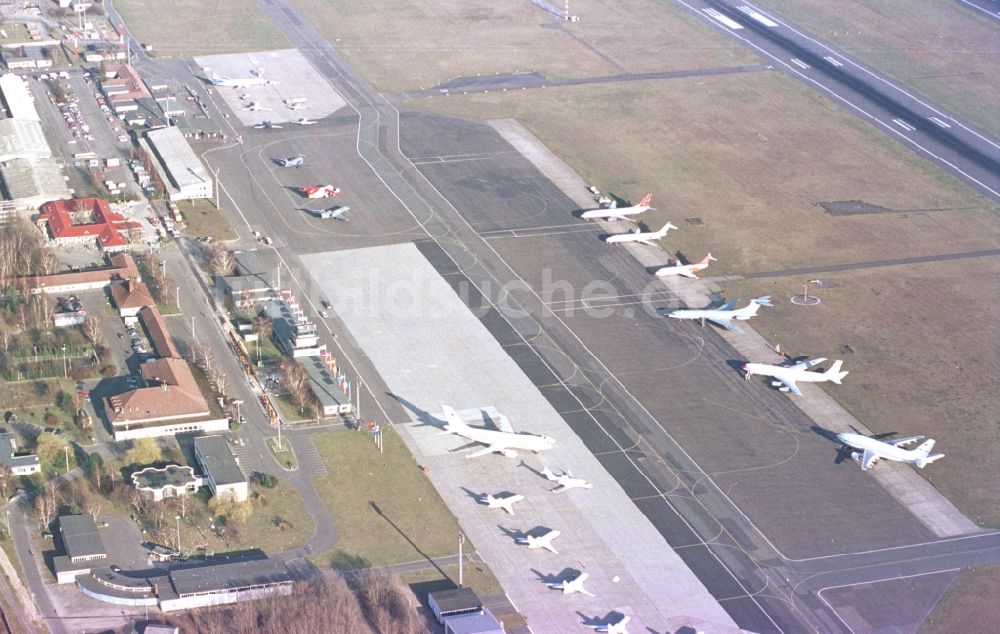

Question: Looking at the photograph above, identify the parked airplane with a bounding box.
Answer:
[547,572,594,597]
[605,222,677,246]
[516,529,561,554]
[655,253,716,278]
[440,405,556,459]
[277,156,304,167]
[253,121,282,130]
[481,493,524,515]
[581,193,653,222]
[317,206,349,221]
[743,357,848,396]
[301,185,341,199]
[243,101,270,112]
[542,466,594,493]
[294,118,317,125]
[285,97,307,109]
[836,432,944,471]
[594,615,631,634]
[205,70,275,88]
[666,296,771,332]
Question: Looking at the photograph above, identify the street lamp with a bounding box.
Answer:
[64,446,70,474]
[61,344,67,378]
[458,532,465,588]
[175,515,181,553]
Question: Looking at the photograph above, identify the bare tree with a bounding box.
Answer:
[356,570,422,634]
[210,367,229,395]
[193,342,215,374]
[82,315,104,345]
[34,492,55,529]
[82,497,102,522]
[0,464,12,501]
[255,314,273,340]
[280,359,311,413]
[209,244,236,277]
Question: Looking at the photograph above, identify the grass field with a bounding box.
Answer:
[309,427,478,570]
[920,566,1000,633]
[175,199,238,242]
[115,0,289,57]
[753,0,1000,138]
[290,0,758,91]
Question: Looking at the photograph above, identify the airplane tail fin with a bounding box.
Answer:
[609,199,617,209]
[440,405,469,433]
[739,296,772,318]
[657,221,678,236]
[825,360,848,384]
[753,295,773,307]
[700,253,716,265]
[914,439,943,468]
[639,193,653,207]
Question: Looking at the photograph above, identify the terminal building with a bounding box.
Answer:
[143,126,213,201]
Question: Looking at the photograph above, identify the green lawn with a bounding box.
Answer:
[240,481,314,554]
[309,427,476,570]
[266,436,297,470]
[175,199,237,243]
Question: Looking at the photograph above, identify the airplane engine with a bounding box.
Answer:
[501,449,518,458]
[771,381,784,387]
[850,451,862,462]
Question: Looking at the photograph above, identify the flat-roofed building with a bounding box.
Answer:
[194,435,247,502]
[0,73,39,121]
[0,432,40,475]
[132,465,202,501]
[54,514,107,583]
[0,157,70,211]
[145,126,212,201]
[158,557,293,612]
[0,119,49,161]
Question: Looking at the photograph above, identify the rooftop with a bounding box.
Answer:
[108,357,210,426]
[16,253,140,293]
[444,609,504,634]
[110,280,154,312]
[431,587,482,613]
[132,465,199,491]
[0,432,39,470]
[0,157,71,205]
[0,118,50,160]
[139,305,179,358]
[193,435,245,486]
[0,72,39,120]
[59,514,106,560]
[168,557,291,596]
[145,126,211,192]
[36,198,140,249]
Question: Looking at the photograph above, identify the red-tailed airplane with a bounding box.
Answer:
[301,185,341,199]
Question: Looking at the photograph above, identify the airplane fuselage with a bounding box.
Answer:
[581,205,648,221]
[744,363,829,384]
[836,433,923,463]
[455,426,555,453]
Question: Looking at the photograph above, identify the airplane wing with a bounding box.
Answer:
[779,378,803,396]
[496,414,514,434]
[707,316,740,332]
[678,269,696,278]
[788,357,826,371]
[718,299,739,311]
[887,435,924,447]
[465,445,501,459]
[638,239,656,247]
[860,449,879,471]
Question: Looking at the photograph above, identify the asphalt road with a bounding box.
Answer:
[681,0,1000,201]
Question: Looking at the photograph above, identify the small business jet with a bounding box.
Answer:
[836,432,944,471]
[481,493,524,515]
[253,121,282,130]
[243,101,270,112]
[294,117,317,125]
[301,185,341,199]
[580,193,653,222]
[666,296,771,332]
[542,466,594,493]
[515,529,561,554]
[743,357,848,395]
[441,405,556,459]
[205,70,275,88]
[548,572,594,597]
[655,253,716,278]
[285,97,307,109]
[594,615,631,634]
[605,222,677,246]
[277,156,304,167]
[316,206,349,221]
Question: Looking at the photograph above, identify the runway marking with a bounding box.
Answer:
[737,5,779,27]
[892,118,916,131]
[479,222,602,239]
[928,116,951,129]
[823,56,843,67]
[703,8,744,30]
[790,58,810,70]
[410,150,522,165]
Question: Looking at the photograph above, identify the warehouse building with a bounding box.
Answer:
[54,514,108,583]
[0,73,40,121]
[144,126,213,201]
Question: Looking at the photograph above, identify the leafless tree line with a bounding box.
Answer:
[0,220,57,285]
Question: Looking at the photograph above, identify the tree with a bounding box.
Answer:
[254,314,273,340]
[34,493,55,529]
[0,464,12,501]
[123,438,162,466]
[86,452,104,491]
[82,315,103,346]
[34,432,67,465]
[258,473,278,489]
[209,244,235,277]
[82,497,102,522]
[280,359,311,413]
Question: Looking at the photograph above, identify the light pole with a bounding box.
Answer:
[175,514,181,553]
[64,446,70,474]
[458,532,465,588]
[61,344,67,378]
[233,399,243,424]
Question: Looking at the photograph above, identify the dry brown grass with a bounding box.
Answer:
[920,566,1000,633]
[115,0,289,57]
[289,0,757,91]
[753,0,1000,137]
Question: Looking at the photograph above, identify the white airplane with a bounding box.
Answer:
[253,121,282,130]
[285,97,307,109]
[655,253,716,278]
[481,493,524,515]
[317,206,349,221]
[594,615,631,634]
[836,432,944,471]
[547,572,594,597]
[294,118,317,125]
[515,529,561,554]
[542,466,594,493]
[743,357,848,396]
[301,185,341,199]
[666,296,771,332]
[605,222,677,246]
[277,156,304,167]
[581,193,653,222]
[440,405,556,459]
[205,71,275,88]
[243,101,270,112]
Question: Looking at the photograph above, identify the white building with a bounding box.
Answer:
[131,465,203,501]
[194,435,248,502]
[144,126,213,201]
[0,73,40,121]
[0,433,40,476]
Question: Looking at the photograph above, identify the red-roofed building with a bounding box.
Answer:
[16,253,141,296]
[35,198,141,253]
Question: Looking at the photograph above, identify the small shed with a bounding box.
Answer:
[445,609,504,634]
[428,587,482,624]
